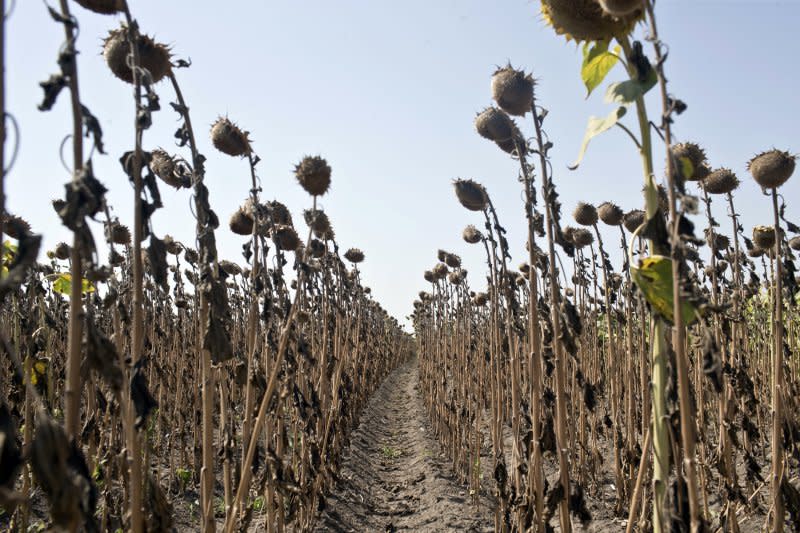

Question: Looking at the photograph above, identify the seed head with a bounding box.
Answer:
[423,271,434,283]
[308,239,326,258]
[597,202,624,226]
[54,242,71,260]
[462,225,483,244]
[263,201,291,227]
[623,209,645,233]
[473,292,488,306]
[491,65,535,116]
[474,107,517,142]
[150,149,190,189]
[444,253,462,269]
[752,225,776,250]
[272,225,301,251]
[219,260,242,277]
[103,28,171,84]
[706,232,730,251]
[702,168,740,195]
[74,0,123,14]
[573,202,598,226]
[229,207,254,236]
[162,235,182,255]
[747,149,795,189]
[304,209,333,240]
[570,228,594,248]
[788,235,800,251]
[432,263,449,279]
[453,179,489,212]
[184,248,198,265]
[294,155,331,196]
[496,135,527,156]
[210,117,252,157]
[670,142,708,182]
[1,214,32,240]
[344,248,365,264]
[540,0,640,42]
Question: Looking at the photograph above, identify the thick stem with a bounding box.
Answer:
[56,0,85,444]
[530,107,571,533]
[643,4,702,530]
[770,188,784,533]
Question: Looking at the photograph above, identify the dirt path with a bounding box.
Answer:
[314,359,494,532]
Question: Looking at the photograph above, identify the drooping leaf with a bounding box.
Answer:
[581,40,620,98]
[569,106,627,170]
[604,67,657,105]
[631,255,700,325]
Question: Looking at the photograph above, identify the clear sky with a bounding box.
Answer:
[5,1,799,328]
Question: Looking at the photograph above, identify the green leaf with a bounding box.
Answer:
[51,273,95,296]
[604,67,658,105]
[569,106,627,170]
[678,156,694,181]
[631,255,699,325]
[581,40,620,98]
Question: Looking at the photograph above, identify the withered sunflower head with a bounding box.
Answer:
[444,253,462,269]
[752,225,776,250]
[229,206,254,236]
[272,225,301,252]
[453,179,489,212]
[1,213,32,240]
[491,64,535,117]
[573,202,598,226]
[462,225,483,244]
[747,149,795,189]
[474,107,518,143]
[210,117,252,157]
[540,0,641,43]
[670,142,708,182]
[702,168,739,195]
[74,0,123,15]
[622,209,645,233]
[103,27,171,84]
[344,248,365,264]
[597,202,624,226]
[265,200,293,227]
[294,155,331,197]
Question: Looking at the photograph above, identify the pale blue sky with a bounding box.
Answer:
[5,1,799,327]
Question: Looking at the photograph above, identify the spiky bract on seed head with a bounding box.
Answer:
[103,28,171,84]
[294,156,331,196]
[491,65,535,116]
[747,149,795,189]
[453,179,489,212]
